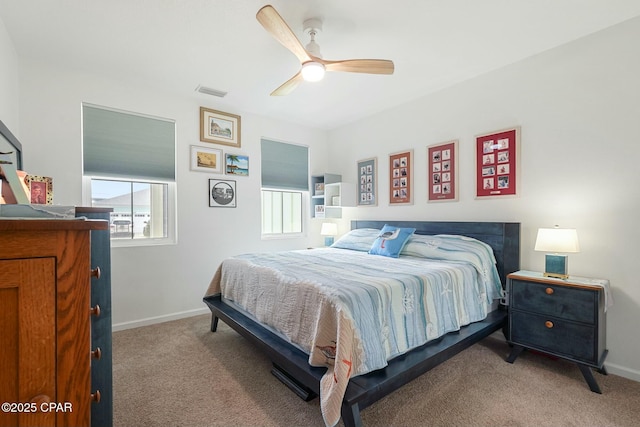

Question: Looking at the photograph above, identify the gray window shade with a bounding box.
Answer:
[261,139,309,190]
[83,105,175,181]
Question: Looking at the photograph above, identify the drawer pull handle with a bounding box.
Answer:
[30,394,51,405]
[91,390,101,403]
[545,287,554,295]
[545,320,554,329]
[90,304,101,317]
[91,267,101,280]
[91,347,102,360]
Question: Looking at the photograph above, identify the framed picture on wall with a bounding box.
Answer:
[357,157,377,206]
[428,140,458,202]
[200,107,241,148]
[209,179,236,207]
[190,145,223,173]
[389,149,413,205]
[475,127,519,198]
[225,153,249,176]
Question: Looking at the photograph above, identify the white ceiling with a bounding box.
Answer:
[1,0,640,130]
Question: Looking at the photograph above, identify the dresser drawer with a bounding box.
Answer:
[510,279,597,324]
[510,310,597,364]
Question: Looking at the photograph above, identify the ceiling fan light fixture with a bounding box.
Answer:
[301,61,325,82]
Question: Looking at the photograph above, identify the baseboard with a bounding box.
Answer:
[112,307,210,332]
[605,363,640,382]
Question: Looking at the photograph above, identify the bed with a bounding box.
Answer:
[203,220,520,427]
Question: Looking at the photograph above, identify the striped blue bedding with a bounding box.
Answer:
[226,244,502,375]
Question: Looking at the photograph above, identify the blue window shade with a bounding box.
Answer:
[83,104,176,181]
[261,139,309,190]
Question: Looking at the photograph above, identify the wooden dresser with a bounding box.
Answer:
[0,218,108,427]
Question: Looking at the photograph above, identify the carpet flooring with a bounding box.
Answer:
[112,314,640,426]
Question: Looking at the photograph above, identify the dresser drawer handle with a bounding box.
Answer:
[91,347,102,360]
[90,304,101,317]
[91,390,101,403]
[545,287,554,295]
[30,394,51,405]
[545,320,554,329]
[91,267,101,280]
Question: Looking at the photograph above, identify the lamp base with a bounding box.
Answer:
[544,254,568,279]
[324,236,334,246]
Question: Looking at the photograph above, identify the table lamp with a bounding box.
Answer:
[534,226,580,279]
[320,222,338,246]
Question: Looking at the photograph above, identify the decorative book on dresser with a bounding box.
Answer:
[0,215,111,427]
[506,270,610,393]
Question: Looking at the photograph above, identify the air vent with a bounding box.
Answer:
[195,85,227,98]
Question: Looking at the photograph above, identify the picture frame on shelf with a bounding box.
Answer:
[190,145,223,173]
[428,140,458,202]
[209,179,236,208]
[314,182,324,196]
[389,149,413,205]
[225,153,249,176]
[314,204,325,218]
[475,127,519,198]
[357,157,377,206]
[200,107,241,147]
[24,174,53,205]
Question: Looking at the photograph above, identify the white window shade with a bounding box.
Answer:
[83,104,176,181]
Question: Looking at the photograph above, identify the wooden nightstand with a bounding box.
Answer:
[505,270,610,393]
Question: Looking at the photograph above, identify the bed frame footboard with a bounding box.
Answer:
[204,294,507,427]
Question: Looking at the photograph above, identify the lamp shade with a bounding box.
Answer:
[534,228,580,253]
[320,222,338,236]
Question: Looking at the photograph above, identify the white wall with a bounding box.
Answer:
[327,17,640,381]
[0,15,19,128]
[16,58,329,329]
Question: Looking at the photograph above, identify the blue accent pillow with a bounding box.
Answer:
[368,225,416,258]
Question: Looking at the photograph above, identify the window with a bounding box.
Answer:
[260,139,309,237]
[91,179,168,240]
[82,104,176,245]
[262,190,302,234]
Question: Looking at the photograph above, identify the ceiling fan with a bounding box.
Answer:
[256,4,394,96]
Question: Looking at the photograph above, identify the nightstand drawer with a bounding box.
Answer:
[510,311,597,364]
[510,279,596,324]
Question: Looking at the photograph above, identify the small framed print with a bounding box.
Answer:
[200,107,241,147]
[24,175,53,204]
[476,127,519,198]
[225,154,249,176]
[190,145,223,173]
[357,157,377,206]
[209,179,236,208]
[389,149,413,205]
[428,140,458,202]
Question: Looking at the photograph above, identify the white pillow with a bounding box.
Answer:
[330,228,380,252]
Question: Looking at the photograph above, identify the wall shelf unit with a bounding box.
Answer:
[311,174,354,218]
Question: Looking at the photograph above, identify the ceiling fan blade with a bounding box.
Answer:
[323,59,395,75]
[257,5,311,63]
[271,72,304,96]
